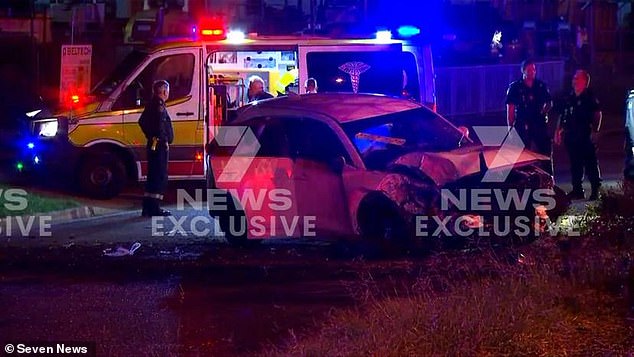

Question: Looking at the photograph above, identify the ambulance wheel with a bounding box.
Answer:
[79,152,127,199]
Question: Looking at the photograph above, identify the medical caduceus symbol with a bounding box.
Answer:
[339,61,371,93]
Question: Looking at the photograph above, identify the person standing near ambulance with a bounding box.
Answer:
[139,80,174,216]
[305,78,318,93]
[505,59,554,174]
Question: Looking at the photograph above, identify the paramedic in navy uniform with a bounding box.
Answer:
[138,80,174,217]
[505,59,554,174]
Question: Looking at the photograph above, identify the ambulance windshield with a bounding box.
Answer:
[91,50,148,98]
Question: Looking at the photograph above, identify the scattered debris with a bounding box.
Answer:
[159,247,181,255]
[103,242,141,257]
[517,253,535,266]
[158,246,202,260]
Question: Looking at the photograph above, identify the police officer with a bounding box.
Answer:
[505,59,554,174]
[139,80,174,216]
[555,70,602,200]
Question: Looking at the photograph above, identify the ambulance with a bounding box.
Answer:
[27,25,436,199]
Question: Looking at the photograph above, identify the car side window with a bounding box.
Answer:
[112,53,195,111]
[287,119,350,164]
[252,118,291,158]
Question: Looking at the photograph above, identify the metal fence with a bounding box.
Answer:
[435,60,566,117]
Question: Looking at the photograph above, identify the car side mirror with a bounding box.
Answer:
[135,89,144,107]
[329,156,346,174]
[458,126,470,139]
[457,126,470,147]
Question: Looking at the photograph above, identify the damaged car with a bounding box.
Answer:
[206,93,569,246]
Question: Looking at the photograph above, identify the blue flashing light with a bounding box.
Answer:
[397,25,421,37]
[34,156,40,164]
[27,142,35,149]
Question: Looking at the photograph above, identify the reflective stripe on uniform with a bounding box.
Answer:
[144,192,164,200]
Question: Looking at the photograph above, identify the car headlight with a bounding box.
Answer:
[26,109,42,118]
[32,119,59,137]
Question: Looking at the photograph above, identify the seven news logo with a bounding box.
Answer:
[4,342,95,356]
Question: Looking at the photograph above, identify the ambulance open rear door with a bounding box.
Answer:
[203,70,246,186]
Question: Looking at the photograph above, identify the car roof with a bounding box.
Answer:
[234,93,423,124]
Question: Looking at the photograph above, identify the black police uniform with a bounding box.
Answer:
[505,78,553,173]
[560,88,601,196]
[138,96,174,216]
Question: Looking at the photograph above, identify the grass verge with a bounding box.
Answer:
[0,185,82,218]
[262,182,634,356]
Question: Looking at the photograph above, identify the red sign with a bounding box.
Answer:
[59,44,92,105]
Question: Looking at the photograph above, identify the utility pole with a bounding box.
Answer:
[30,0,40,95]
[587,1,595,66]
[310,0,316,34]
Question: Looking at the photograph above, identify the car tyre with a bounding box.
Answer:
[209,192,261,247]
[78,152,126,199]
[358,194,410,255]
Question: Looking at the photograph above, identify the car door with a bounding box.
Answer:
[286,118,353,237]
[209,118,299,239]
[114,48,202,180]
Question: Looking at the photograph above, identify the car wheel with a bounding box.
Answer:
[209,192,261,247]
[548,185,571,220]
[78,152,126,199]
[358,194,410,253]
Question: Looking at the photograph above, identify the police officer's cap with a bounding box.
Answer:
[153,80,170,93]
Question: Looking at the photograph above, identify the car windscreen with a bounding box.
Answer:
[342,108,470,167]
[91,49,148,98]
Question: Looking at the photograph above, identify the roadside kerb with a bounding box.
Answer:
[2,205,124,225]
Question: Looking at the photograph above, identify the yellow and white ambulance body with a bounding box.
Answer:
[30,31,436,198]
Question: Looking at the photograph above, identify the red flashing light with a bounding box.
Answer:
[201,29,224,36]
[71,95,80,104]
[198,16,226,40]
[195,152,203,161]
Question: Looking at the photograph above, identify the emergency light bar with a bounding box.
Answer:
[226,30,246,43]
[202,29,224,36]
[397,25,421,37]
[198,16,226,40]
[375,30,393,43]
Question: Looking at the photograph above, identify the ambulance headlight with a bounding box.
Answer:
[26,109,42,118]
[32,119,59,137]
